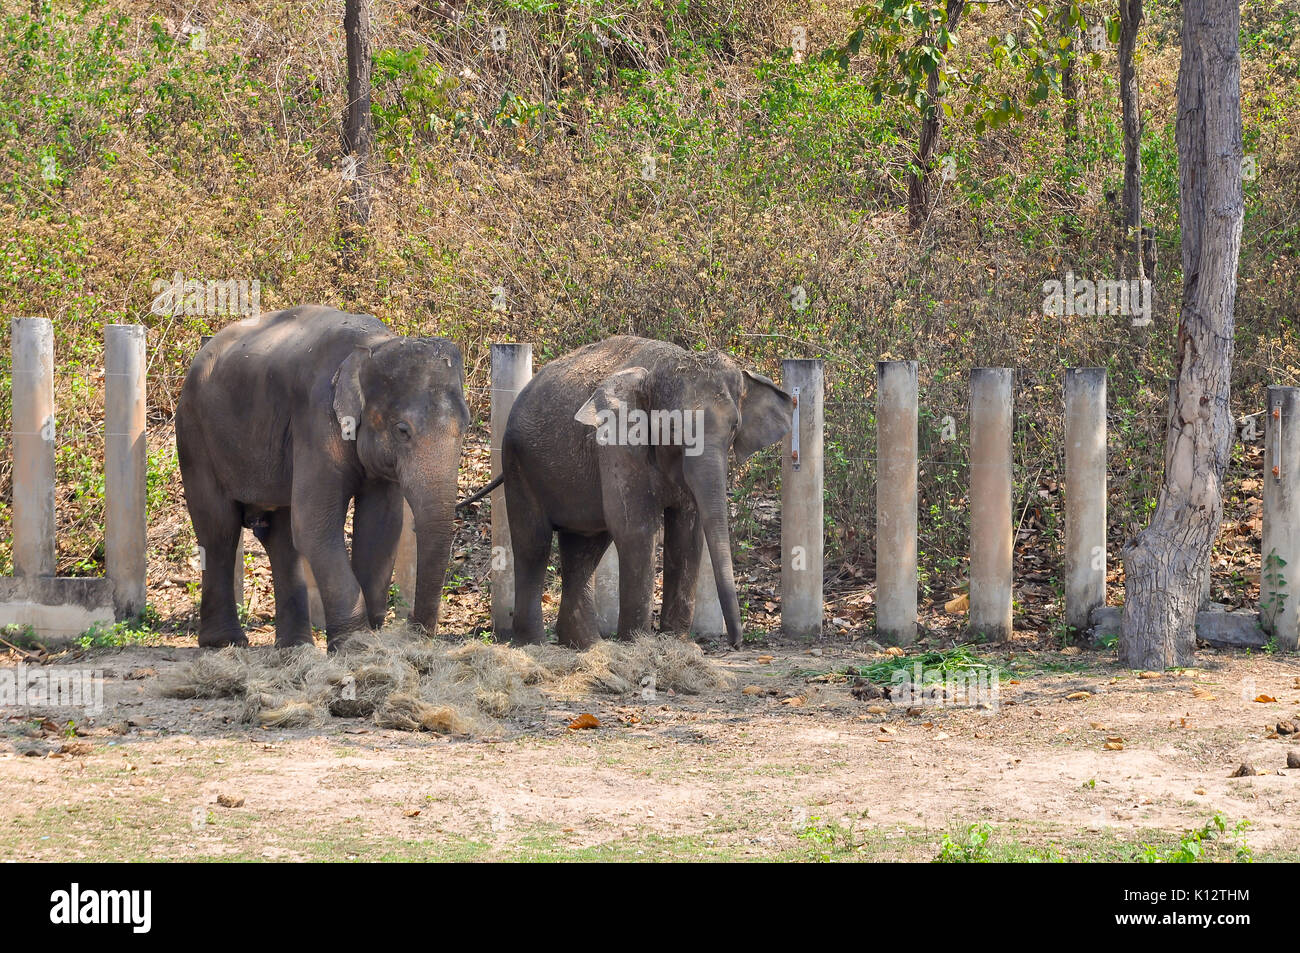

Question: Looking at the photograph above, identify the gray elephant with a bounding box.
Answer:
[489,335,793,649]
[176,306,469,649]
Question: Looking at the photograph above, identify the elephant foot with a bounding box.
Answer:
[324,627,372,654]
[556,617,601,650]
[274,631,317,650]
[198,627,249,649]
[507,629,547,647]
[556,630,600,651]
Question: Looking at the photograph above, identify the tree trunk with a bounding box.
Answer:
[1118,0,1145,280]
[906,0,965,230]
[341,0,374,243]
[1059,4,1080,237]
[1060,5,1079,146]
[1119,0,1243,669]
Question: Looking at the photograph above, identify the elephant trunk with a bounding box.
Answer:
[687,448,745,648]
[401,436,463,633]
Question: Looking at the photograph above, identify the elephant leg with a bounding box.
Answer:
[261,508,314,648]
[291,484,368,651]
[607,524,656,640]
[351,482,404,629]
[181,442,247,647]
[508,520,552,645]
[556,531,610,650]
[661,504,703,633]
[194,504,247,648]
[504,473,552,645]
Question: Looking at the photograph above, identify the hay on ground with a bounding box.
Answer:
[158,626,731,737]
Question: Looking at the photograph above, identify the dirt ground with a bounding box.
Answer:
[3,631,1300,862]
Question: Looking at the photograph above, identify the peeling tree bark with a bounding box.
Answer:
[1119,0,1243,669]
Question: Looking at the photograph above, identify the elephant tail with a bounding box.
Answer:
[455,473,504,511]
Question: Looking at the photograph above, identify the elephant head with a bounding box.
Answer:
[332,336,470,631]
[576,351,793,647]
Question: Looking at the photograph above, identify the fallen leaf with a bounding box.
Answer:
[742,685,764,695]
[567,713,600,730]
[1066,691,1091,701]
[403,809,421,818]
[885,646,905,657]
[1255,694,1278,703]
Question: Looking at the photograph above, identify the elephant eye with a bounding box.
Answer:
[394,420,412,441]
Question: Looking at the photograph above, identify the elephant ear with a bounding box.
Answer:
[734,370,794,465]
[331,345,371,432]
[574,366,649,428]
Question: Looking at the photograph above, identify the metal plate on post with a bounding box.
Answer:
[1274,402,1283,482]
[791,387,801,472]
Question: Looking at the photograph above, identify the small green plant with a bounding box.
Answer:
[1139,814,1253,863]
[0,624,40,650]
[1261,549,1288,632]
[76,617,160,649]
[936,822,993,863]
[847,645,1007,686]
[798,817,863,862]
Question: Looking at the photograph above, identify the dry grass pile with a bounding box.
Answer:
[158,627,730,737]
[526,633,735,697]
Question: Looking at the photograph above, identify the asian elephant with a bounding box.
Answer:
[176,306,469,650]
[498,335,793,649]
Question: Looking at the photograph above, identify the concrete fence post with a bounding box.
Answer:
[969,367,1013,640]
[394,502,417,614]
[781,359,824,639]
[12,318,56,579]
[1263,386,1300,650]
[875,360,918,644]
[1064,367,1107,632]
[594,545,620,637]
[105,324,148,618]
[491,343,532,636]
[692,540,726,638]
